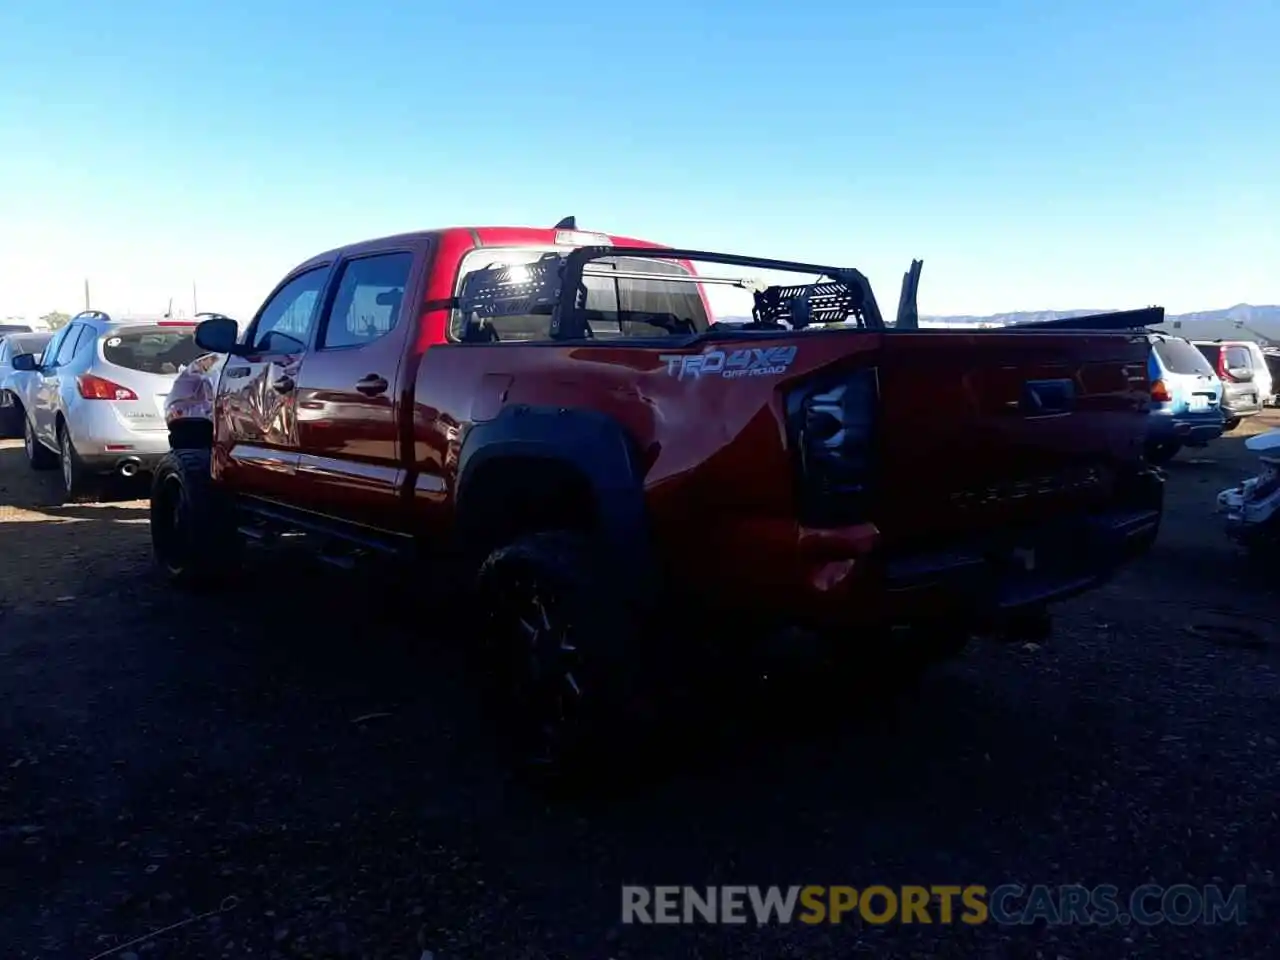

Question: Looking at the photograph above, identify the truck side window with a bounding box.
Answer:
[319,252,413,350]
[252,267,329,353]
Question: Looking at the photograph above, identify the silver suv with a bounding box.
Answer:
[9,311,205,499]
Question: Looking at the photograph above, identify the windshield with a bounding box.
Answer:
[102,327,204,374]
[1154,338,1216,376]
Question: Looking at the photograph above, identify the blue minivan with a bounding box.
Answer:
[1145,333,1225,464]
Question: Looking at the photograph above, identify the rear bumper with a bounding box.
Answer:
[785,470,1164,632]
[77,450,166,476]
[878,506,1159,623]
[67,403,171,471]
[1222,395,1262,419]
[1147,411,1223,445]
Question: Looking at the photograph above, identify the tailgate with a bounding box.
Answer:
[873,329,1150,546]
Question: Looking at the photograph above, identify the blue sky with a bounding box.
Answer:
[1,0,1276,321]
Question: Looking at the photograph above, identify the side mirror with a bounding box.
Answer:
[194,316,242,355]
[11,352,37,372]
[1228,366,1254,382]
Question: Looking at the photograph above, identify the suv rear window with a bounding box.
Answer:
[1225,345,1252,370]
[1155,338,1216,375]
[102,327,205,375]
[450,247,711,342]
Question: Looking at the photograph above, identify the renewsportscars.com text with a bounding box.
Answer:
[621,884,1247,926]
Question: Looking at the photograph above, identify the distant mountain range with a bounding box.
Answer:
[920,303,1280,344]
[715,303,1280,343]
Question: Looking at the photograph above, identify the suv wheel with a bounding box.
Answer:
[24,415,57,470]
[59,425,97,502]
[475,531,637,778]
[1223,417,1241,433]
[150,448,242,588]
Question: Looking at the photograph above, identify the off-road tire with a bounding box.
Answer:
[150,448,242,588]
[1144,440,1182,466]
[59,422,98,503]
[474,530,643,783]
[23,414,57,470]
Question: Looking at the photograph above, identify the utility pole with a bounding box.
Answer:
[84,279,90,311]
[192,281,199,316]
[166,297,173,319]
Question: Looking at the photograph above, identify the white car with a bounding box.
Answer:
[0,330,54,437]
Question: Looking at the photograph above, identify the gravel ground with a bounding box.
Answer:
[2,417,1279,959]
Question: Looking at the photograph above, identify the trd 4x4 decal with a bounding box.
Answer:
[658,345,798,381]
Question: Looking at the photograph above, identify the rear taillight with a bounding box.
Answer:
[785,367,878,526]
[77,373,137,400]
[1151,379,1172,403]
[1215,350,1238,382]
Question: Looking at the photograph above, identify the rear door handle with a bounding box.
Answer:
[271,374,295,394]
[355,375,388,397]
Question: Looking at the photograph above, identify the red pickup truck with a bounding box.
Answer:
[151,220,1164,770]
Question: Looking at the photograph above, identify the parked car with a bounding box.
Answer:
[0,330,54,437]
[0,323,35,337]
[1262,347,1280,406]
[1144,333,1225,464]
[1192,340,1268,430]
[147,221,1164,773]
[8,311,205,500]
[1217,426,1280,554]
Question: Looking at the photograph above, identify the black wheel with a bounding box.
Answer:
[475,530,641,778]
[150,448,242,588]
[1144,440,1181,465]
[23,414,57,470]
[58,423,97,502]
[0,394,22,438]
[1223,417,1241,433]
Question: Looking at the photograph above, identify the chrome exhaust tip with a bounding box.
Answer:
[118,458,141,478]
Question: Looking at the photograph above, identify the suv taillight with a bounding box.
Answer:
[1215,349,1238,382]
[1151,378,1172,403]
[77,374,137,400]
[785,367,878,527]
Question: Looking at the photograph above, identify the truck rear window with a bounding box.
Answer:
[103,328,205,375]
[451,247,710,341]
[1155,338,1216,376]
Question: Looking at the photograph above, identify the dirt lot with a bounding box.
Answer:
[2,418,1279,959]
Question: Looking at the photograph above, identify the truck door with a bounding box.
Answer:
[213,264,332,501]
[292,243,426,530]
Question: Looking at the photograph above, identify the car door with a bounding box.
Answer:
[213,264,333,501]
[33,324,83,445]
[293,244,425,530]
